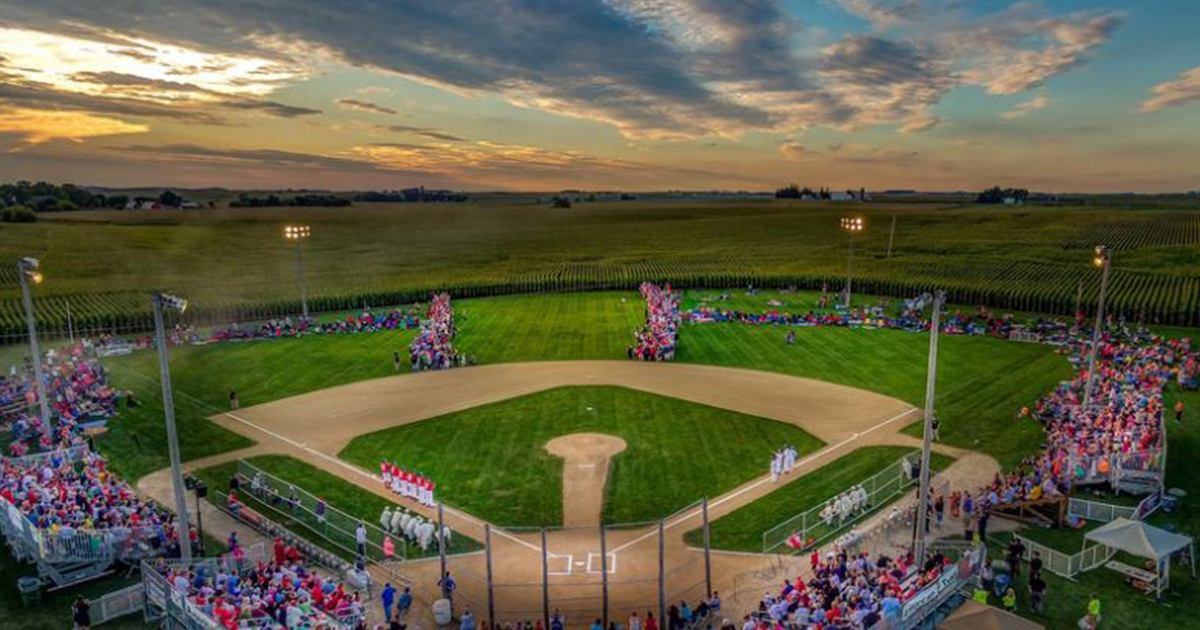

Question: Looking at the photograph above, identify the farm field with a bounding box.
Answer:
[4,199,1200,338]
[338,385,824,527]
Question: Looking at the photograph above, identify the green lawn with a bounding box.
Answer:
[340,385,824,527]
[194,455,481,559]
[0,544,150,630]
[675,321,1072,469]
[684,446,953,552]
[455,292,646,362]
[97,326,418,480]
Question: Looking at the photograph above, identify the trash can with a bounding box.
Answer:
[17,576,41,607]
[433,598,453,626]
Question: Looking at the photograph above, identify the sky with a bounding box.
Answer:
[0,0,1198,193]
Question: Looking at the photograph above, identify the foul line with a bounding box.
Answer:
[221,405,918,557]
[608,406,920,555]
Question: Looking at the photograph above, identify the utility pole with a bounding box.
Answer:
[886,214,897,258]
[1083,247,1111,410]
[18,258,52,442]
[153,291,193,563]
[914,290,944,563]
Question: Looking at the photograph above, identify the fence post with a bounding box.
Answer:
[702,497,712,599]
[485,524,495,628]
[541,528,550,630]
[600,522,609,629]
[438,503,449,602]
[658,519,666,628]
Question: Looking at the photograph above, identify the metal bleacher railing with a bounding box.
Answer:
[231,458,422,565]
[761,451,922,554]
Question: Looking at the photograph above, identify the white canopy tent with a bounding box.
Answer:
[1083,518,1194,599]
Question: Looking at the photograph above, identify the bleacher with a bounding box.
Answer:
[0,446,170,590]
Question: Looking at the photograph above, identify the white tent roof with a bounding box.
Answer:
[1085,518,1192,560]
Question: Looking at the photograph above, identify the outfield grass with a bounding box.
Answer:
[677,320,1071,469]
[194,455,481,558]
[454,292,646,362]
[683,446,953,552]
[340,385,824,527]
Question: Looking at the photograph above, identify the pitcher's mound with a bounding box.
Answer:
[546,433,628,527]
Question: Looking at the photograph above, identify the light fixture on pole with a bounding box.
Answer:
[17,257,53,441]
[840,216,866,309]
[283,225,311,320]
[914,289,945,564]
[152,290,195,562]
[1082,246,1111,410]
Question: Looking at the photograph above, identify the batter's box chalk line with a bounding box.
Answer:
[585,552,618,575]
[547,553,574,576]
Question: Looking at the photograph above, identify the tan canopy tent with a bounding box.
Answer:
[938,601,1045,630]
[1082,517,1195,599]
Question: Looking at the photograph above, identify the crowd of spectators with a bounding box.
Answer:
[150,542,366,630]
[0,446,186,555]
[630,284,680,361]
[749,548,961,630]
[2,344,120,457]
[209,309,423,343]
[410,293,465,371]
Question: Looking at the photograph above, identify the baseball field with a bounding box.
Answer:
[3,199,1199,630]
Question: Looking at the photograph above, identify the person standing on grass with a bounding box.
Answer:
[1030,551,1044,580]
[73,596,91,630]
[229,388,239,410]
[1176,400,1185,423]
[1087,593,1101,627]
[1029,573,1046,614]
[394,350,402,372]
[316,497,327,524]
[1002,586,1017,613]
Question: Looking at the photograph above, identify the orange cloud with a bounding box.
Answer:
[0,107,149,145]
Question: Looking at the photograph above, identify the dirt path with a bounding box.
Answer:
[142,360,1002,628]
[545,434,628,528]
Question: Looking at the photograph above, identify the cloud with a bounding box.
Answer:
[942,7,1122,95]
[1140,66,1200,112]
[336,98,398,115]
[0,0,1121,140]
[0,106,149,144]
[379,124,466,142]
[1000,95,1050,120]
[819,36,954,132]
[778,140,809,161]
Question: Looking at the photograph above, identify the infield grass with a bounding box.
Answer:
[339,385,824,527]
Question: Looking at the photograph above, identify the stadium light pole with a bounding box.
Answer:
[153,290,195,563]
[18,257,53,441]
[283,225,311,320]
[840,216,865,309]
[1082,246,1111,410]
[914,290,944,564]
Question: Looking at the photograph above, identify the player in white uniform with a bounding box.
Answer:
[380,507,393,533]
[392,509,406,536]
[770,450,781,482]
